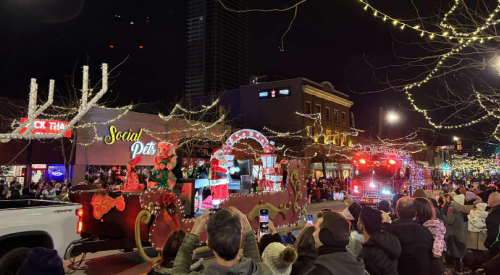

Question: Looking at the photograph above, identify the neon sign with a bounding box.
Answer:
[19,118,72,137]
[130,141,156,158]
[257,86,291,99]
[51,171,63,176]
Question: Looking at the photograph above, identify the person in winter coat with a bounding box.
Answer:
[358,207,401,275]
[382,198,434,275]
[262,243,297,275]
[291,226,317,275]
[147,230,203,275]
[171,208,272,275]
[305,211,366,275]
[468,202,488,233]
[20,186,32,199]
[450,191,489,215]
[340,192,366,257]
[258,220,283,256]
[441,193,468,273]
[281,226,297,245]
[414,198,446,275]
[9,183,22,199]
[484,192,500,258]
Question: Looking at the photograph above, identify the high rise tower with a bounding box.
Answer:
[186,0,249,96]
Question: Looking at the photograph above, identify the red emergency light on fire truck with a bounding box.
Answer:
[349,153,406,205]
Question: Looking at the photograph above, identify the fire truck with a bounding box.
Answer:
[349,153,406,205]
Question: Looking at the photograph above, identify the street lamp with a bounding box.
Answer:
[387,113,399,123]
[453,136,459,141]
[477,148,482,152]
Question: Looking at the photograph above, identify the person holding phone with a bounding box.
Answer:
[258,220,283,256]
[172,208,272,275]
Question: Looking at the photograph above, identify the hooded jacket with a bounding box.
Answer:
[304,250,366,275]
[171,231,271,275]
[358,231,401,275]
[468,203,488,233]
[385,219,434,275]
[291,249,317,275]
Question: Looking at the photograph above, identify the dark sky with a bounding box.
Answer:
[0,0,487,149]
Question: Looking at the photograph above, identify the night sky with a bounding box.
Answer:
[0,0,487,150]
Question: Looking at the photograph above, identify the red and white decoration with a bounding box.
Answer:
[210,148,230,206]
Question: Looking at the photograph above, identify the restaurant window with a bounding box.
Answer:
[325,107,331,122]
[326,129,332,142]
[333,110,339,124]
[316,104,321,114]
[305,102,311,114]
[342,112,346,126]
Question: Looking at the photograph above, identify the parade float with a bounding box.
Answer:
[65,129,307,262]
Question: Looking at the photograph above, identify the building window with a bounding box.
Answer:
[325,108,331,122]
[316,104,321,114]
[333,110,339,124]
[326,129,331,142]
[342,112,346,126]
[333,132,339,145]
[305,102,311,114]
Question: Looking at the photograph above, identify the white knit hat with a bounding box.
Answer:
[262,243,298,275]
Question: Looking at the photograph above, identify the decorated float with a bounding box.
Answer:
[65,129,307,262]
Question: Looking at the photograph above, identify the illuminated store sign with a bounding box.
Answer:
[51,171,63,176]
[19,118,72,137]
[258,87,291,99]
[104,126,156,158]
[130,141,156,158]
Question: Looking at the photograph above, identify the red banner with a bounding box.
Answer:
[19,118,71,137]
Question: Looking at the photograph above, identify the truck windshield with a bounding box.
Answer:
[373,166,397,179]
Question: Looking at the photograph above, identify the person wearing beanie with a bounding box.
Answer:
[449,191,490,215]
[358,207,401,275]
[17,247,64,275]
[459,187,467,195]
[305,211,365,275]
[262,243,297,275]
[441,194,468,273]
[465,192,476,205]
[412,189,427,198]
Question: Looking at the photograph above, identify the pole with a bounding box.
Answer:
[378,106,383,139]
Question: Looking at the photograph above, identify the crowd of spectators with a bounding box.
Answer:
[0,178,71,202]
[154,180,499,275]
[305,176,349,203]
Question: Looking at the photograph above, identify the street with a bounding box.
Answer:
[63,200,347,275]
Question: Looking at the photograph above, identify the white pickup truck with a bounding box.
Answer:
[0,199,82,275]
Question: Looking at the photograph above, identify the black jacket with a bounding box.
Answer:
[485,205,500,257]
[304,249,366,275]
[359,231,401,275]
[10,189,21,200]
[384,219,434,275]
[291,249,317,275]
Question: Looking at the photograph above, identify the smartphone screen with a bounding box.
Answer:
[307,214,313,225]
[259,209,269,237]
[332,192,344,201]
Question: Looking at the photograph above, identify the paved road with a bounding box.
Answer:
[63,200,346,275]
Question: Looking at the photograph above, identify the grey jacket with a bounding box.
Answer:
[171,231,272,275]
[442,206,468,243]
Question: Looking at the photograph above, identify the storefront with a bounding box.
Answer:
[74,107,228,184]
[308,163,352,179]
[0,140,73,185]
